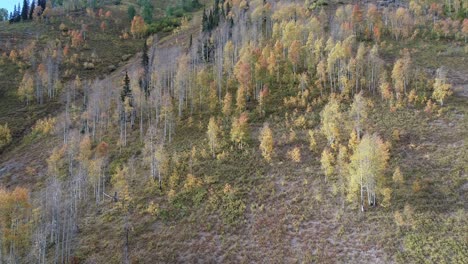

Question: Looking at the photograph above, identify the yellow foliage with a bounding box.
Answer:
[146,201,159,216]
[131,15,147,38]
[288,129,297,143]
[259,123,274,162]
[320,97,343,146]
[412,179,422,193]
[112,166,132,207]
[230,112,249,149]
[169,171,180,190]
[288,146,302,163]
[348,130,359,151]
[393,166,404,184]
[432,76,452,106]
[17,72,34,104]
[236,85,247,112]
[321,148,335,177]
[184,174,202,191]
[0,123,12,148]
[207,117,221,158]
[32,117,56,135]
[380,188,392,207]
[307,130,317,151]
[222,92,233,117]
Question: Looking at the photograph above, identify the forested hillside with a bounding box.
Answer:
[0,0,467,263]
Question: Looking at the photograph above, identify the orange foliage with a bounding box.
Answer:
[131,16,147,39]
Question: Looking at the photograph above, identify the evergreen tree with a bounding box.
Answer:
[15,4,22,22]
[202,9,208,31]
[38,0,46,11]
[141,1,153,24]
[29,0,35,19]
[121,72,132,104]
[207,117,221,158]
[127,5,136,20]
[21,0,29,21]
[141,41,150,99]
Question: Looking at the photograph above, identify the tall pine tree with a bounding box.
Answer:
[29,0,35,19]
[121,72,132,104]
[21,0,29,21]
[141,41,150,99]
[38,0,46,11]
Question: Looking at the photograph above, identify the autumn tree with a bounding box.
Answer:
[462,19,468,42]
[320,97,343,148]
[236,85,246,112]
[392,166,404,185]
[349,91,368,139]
[288,40,301,76]
[307,129,317,152]
[391,50,412,99]
[112,166,132,208]
[259,123,274,162]
[207,117,221,158]
[348,133,389,210]
[321,147,335,178]
[0,123,12,148]
[379,71,393,101]
[230,112,249,149]
[432,67,452,106]
[0,187,31,261]
[288,146,302,163]
[17,72,34,105]
[131,15,147,39]
[222,92,233,117]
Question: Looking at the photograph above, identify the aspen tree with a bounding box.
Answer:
[230,112,249,149]
[288,40,301,76]
[259,123,274,162]
[348,133,389,210]
[432,67,452,106]
[18,72,34,105]
[462,19,468,42]
[379,71,393,101]
[258,85,269,116]
[393,166,404,184]
[349,91,368,139]
[222,92,233,117]
[307,129,317,152]
[288,146,301,163]
[0,123,12,148]
[392,58,405,100]
[207,117,221,158]
[320,97,343,147]
[112,166,132,207]
[321,147,335,178]
[236,85,247,112]
[130,15,147,38]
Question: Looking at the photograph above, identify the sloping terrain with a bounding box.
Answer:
[0,0,466,263]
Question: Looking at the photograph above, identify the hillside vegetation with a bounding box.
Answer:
[0,0,467,263]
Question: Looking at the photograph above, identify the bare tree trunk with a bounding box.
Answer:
[123,217,130,264]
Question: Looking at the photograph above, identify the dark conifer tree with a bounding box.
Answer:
[121,72,133,106]
[208,10,213,31]
[21,0,29,21]
[226,2,231,16]
[15,4,21,22]
[38,0,46,11]
[29,0,35,19]
[202,8,208,32]
[141,41,150,99]
[9,5,15,23]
